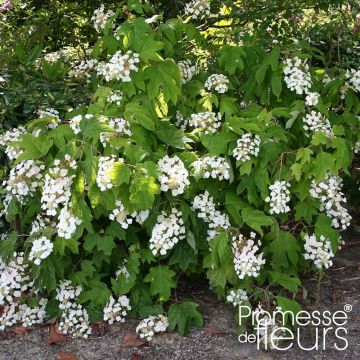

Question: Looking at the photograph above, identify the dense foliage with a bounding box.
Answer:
[0,0,359,342]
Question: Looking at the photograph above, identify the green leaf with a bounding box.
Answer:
[270,73,282,97]
[129,174,160,210]
[54,237,79,256]
[276,296,301,320]
[296,148,313,165]
[315,215,340,252]
[225,191,246,224]
[219,46,245,74]
[0,232,17,262]
[78,280,112,307]
[201,129,237,155]
[270,271,301,293]
[13,134,53,163]
[290,163,302,181]
[84,234,116,256]
[144,265,176,301]
[109,162,132,186]
[241,208,273,236]
[157,122,187,149]
[168,301,203,336]
[311,152,336,181]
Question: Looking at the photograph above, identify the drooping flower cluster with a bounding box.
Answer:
[191,156,231,181]
[226,289,249,307]
[109,200,149,229]
[184,0,211,20]
[3,160,45,206]
[100,117,132,147]
[174,110,189,129]
[189,112,222,134]
[38,108,61,129]
[149,208,185,256]
[178,60,198,84]
[55,280,91,338]
[192,191,230,240]
[91,5,114,33]
[309,174,352,230]
[103,295,131,324]
[136,314,168,341]
[205,74,229,93]
[303,234,334,269]
[96,155,122,191]
[96,50,140,82]
[303,111,334,138]
[0,126,26,160]
[305,92,320,107]
[232,232,266,280]
[158,155,190,196]
[41,155,77,216]
[56,206,83,239]
[232,134,261,162]
[283,57,312,95]
[28,237,53,265]
[68,59,98,80]
[265,181,291,214]
[345,68,360,93]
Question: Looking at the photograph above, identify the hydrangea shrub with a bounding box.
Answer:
[0,1,359,339]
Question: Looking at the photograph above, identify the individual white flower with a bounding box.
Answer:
[28,237,53,265]
[136,315,168,341]
[189,112,222,134]
[205,74,229,94]
[96,50,140,82]
[232,134,261,162]
[303,234,334,269]
[283,57,312,95]
[91,4,114,33]
[265,181,291,215]
[149,208,185,256]
[109,200,133,229]
[192,191,230,241]
[232,232,266,280]
[96,155,121,191]
[305,92,320,106]
[103,296,131,324]
[158,155,190,196]
[178,60,198,84]
[303,111,334,138]
[0,126,26,160]
[309,174,352,230]
[226,289,249,307]
[184,0,211,20]
[56,206,82,239]
[191,156,231,181]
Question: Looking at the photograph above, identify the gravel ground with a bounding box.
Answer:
[1,241,360,360]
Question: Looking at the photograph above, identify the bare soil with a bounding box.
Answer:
[1,236,360,360]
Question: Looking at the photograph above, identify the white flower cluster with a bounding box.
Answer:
[30,214,56,235]
[309,174,352,230]
[303,234,334,269]
[91,4,114,33]
[28,236,53,265]
[232,232,266,280]
[189,112,222,134]
[205,74,229,93]
[103,295,131,324]
[3,160,45,204]
[354,140,360,154]
[149,208,185,256]
[174,111,188,129]
[57,206,82,239]
[265,180,291,215]
[38,108,61,129]
[232,134,261,162]
[136,314,168,341]
[100,117,132,147]
[345,68,360,92]
[191,156,231,181]
[283,57,312,95]
[96,155,122,191]
[178,60,198,84]
[0,126,26,160]
[97,51,140,82]
[192,191,230,240]
[41,156,77,216]
[70,114,94,134]
[109,200,149,229]
[303,111,334,138]
[226,288,248,307]
[158,155,190,196]
[68,59,98,79]
[305,92,320,107]
[106,90,123,105]
[184,0,211,20]
[55,280,91,338]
